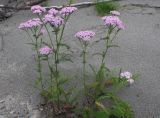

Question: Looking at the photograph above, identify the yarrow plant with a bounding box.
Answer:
[75,30,95,97]
[19,2,138,117]
[19,2,78,114]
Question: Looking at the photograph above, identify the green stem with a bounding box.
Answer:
[55,32,60,109]
[58,15,69,45]
[101,36,109,65]
[96,29,111,93]
[100,29,111,67]
[68,0,73,5]
[38,15,54,49]
[47,57,54,96]
[25,30,34,43]
[82,43,87,96]
[55,15,70,65]
[35,37,44,90]
[110,30,119,43]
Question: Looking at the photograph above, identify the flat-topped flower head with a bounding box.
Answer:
[31,5,46,14]
[48,8,59,16]
[50,16,64,28]
[75,30,95,41]
[39,46,52,55]
[43,14,53,23]
[44,15,64,28]
[120,71,132,79]
[102,16,124,30]
[19,18,42,30]
[110,11,120,16]
[60,6,77,16]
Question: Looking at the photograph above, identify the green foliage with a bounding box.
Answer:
[93,111,109,118]
[68,0,76,5]
[41,1,49,7]
[95,1,119,16]
[109,94,134,118]
[96,93,134,118]
[22,2,138,117]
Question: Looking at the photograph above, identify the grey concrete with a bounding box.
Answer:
[48,0,92,6]
[121,0,160,7]
[0,0,160,117]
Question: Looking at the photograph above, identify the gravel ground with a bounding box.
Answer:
[0,0,160,117]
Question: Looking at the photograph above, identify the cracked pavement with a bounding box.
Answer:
[0,0,160,117]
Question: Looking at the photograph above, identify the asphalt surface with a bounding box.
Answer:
[0,0,160,117]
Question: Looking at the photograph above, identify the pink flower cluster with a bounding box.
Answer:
[39,46,52,55]
[19,18,42,30]
[60,6,77,16]
[44,15,64,28]
[120,71,132,79]
[120,71,134,84]
[75,30,95,41]
[102,15,124,30]
[48,8,59,16]
[31,5,46,14]
[110,11,120,16]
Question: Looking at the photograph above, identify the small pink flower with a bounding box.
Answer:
[127,79,134,85]
[19,18,42,30]
[120,71,132,79]
[102,16,124,30]
[50,16,64,28]
[43,14,53,23]
[39,46,52,55]
[60,6,77,16]
[44,15,64,28]
[110,11,120,16]
[48,8,59,16]
[75,30,95,41]
[31,5,46,14]
[120,71,134,85]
